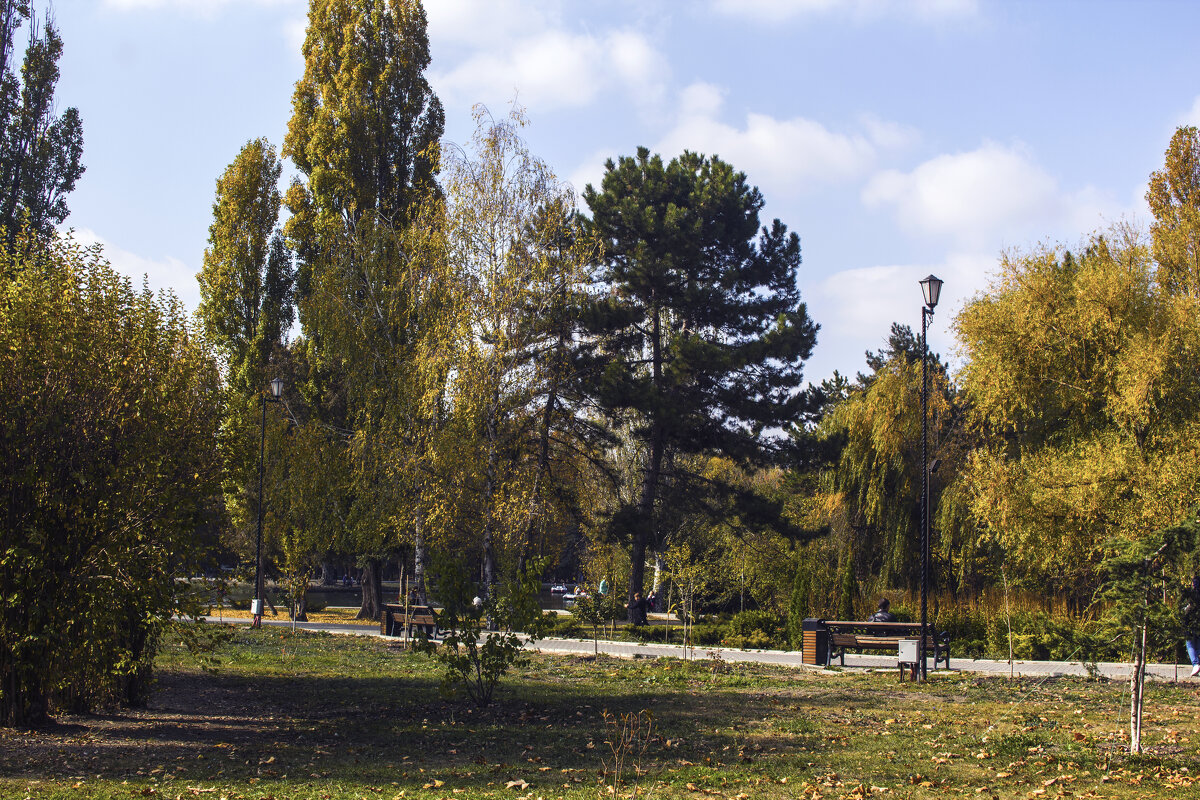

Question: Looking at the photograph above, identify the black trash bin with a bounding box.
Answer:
[802,618,828,665]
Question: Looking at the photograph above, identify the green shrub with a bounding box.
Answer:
[689,621,728,646]
[418,556,548,706]
[724,610,785,650]
[546,614,586,639]
[933,605,989,658]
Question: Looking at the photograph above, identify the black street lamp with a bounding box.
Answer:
[251,377,285,628]
[918,274,942,681]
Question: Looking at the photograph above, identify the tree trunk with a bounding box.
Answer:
[414,511,428,605]
[293,589,308,622]
[357,559,384,620]
[1,659,47,728]
[481,388,500,601]
[519,330,564,573]
[320,562,336,585]
[629,301,664,623]
[1130,623,1147,754]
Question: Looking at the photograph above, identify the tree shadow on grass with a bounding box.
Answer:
[0,649,827,793]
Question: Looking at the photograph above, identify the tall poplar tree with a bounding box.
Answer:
[197,138,296,594]
[197,137,294,393]
[282,0,445,618]
[0,2,83,243]
[284,0,443,273]
[583,148,819,621]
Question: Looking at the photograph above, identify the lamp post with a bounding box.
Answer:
[251,377,285,628]
[918,274,942,681]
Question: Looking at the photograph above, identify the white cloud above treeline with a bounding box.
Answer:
[431,27,668,112]
[862,141,1112,248]
[426,0,668,112]
[654,82,917,194]
[1181,95,1200,127]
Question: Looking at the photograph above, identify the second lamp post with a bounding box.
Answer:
[252,377,285,629]
[918,274,942,681]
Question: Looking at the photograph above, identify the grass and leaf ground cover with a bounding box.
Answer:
[2,627,1198,799]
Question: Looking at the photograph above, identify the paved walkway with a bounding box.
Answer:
[230,617,1199,684]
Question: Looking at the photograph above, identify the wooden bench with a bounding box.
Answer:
[381,603,440,639]
[823,620,950,671]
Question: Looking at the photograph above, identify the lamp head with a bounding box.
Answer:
[920,274,943,310]
[269,377,284,399]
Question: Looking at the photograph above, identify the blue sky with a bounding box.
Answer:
[52,0,1200,382]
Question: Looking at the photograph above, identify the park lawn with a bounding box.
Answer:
[1,627,1198,800]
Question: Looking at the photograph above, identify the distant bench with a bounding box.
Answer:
[822,620,950,671]
[381,604,439,639]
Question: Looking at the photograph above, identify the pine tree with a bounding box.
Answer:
[582,148,819,621]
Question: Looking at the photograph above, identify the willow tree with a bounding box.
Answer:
[283,0,445,616]
[583,148,819,621]
[955,223,1200,601]
[818,337,957,595]
[954,131,1200,601]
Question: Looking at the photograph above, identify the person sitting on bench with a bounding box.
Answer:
[869,598,897,623]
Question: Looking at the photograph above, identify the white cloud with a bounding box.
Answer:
[70,228,200,312]
[431,27,668,113]
[425,0,561,49]
[283,14,306,52]
[654,82,911,194]
[804,251,992,382]
[858,113,921,151]
[710,0,980,24]
[425,1,667,113]
[101,0,303,45]
[862,142,1111,248]
[606,30,670,107]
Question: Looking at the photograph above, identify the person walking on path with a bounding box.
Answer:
[869,598,897,623]
[627,591,650,626]
[1182,575,1200,678]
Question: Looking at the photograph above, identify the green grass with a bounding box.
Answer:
[2,626,1198,798]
